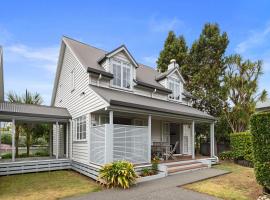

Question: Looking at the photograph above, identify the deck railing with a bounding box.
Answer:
[90,124,149,165]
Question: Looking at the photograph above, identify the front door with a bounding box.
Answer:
[183,124,191,155]
[169,123,180,154]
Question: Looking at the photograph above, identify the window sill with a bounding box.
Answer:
[73,140,87,143]
[110,85,133,93]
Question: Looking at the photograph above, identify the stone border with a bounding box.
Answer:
[136,171,167,183]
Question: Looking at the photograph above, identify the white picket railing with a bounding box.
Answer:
[90,124,149,165]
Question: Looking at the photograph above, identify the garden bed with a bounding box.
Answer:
[137,171,166,183]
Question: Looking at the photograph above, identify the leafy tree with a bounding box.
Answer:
[7,89,43,156]
[223,55,267,133]
[182,23,229,117]
[157,31,188,72]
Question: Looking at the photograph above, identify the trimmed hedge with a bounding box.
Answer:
[250,112,270,189]
[230,132,253,162]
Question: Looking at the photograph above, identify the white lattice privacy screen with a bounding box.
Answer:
[90,125,106,165]
[113,125,149,164]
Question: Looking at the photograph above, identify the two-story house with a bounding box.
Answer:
[49,36,216,177]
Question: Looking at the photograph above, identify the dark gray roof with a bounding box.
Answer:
[90,85,215,121]
[0,102,71,120]
[63,37,172,93]
[0,47,4,102]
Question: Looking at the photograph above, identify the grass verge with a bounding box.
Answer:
[183,161,262,200]
[0,170,101,200]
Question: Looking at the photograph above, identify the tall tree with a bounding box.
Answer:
[157,31,188,72]
[223,55,267,133]
[7,90,43,156]
[182,23,229,117]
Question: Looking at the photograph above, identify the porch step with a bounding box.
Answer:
[166,162,208,175]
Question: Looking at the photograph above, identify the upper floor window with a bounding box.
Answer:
[75,115,86,140]
[71,69,75,91]
[168,78,181,101]
[112,59,131,89]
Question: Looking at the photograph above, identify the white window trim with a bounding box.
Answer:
[168,77,182,102]
[74,115,87,141]
[111,58,132,90]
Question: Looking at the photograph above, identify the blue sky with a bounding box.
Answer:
[1,0,270,105]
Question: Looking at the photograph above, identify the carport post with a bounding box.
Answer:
[12,119,15,162]
[66,123,69,158]
[0,122,2,159]
[56,121,59,159]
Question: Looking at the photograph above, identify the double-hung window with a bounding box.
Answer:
[168,78,181,101]
[112,59,131,89]
[75,115,86,140]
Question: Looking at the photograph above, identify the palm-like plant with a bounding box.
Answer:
[7,89,43,156]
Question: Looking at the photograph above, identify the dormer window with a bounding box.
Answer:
[112,58,131,89]
[168,77,181,101]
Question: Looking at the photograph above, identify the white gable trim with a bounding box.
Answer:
[105,46,138,68]
[167,68,186,84]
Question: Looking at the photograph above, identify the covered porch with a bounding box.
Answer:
[88,106,216,166]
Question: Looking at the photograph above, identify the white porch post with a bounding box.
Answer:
[56,121,59,159]
[210,122,215,157]
[148,115,152,163]
[191,120,195,159]
[105,111,114,163]
[12,119,15,162]
[66,123,69,158]
[109,110,113,125]
[88,114,91,163]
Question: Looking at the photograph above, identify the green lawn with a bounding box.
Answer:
[183,161,262,200]
[0,170,101,200]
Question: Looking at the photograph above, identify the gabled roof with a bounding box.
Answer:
[156,67,185,83]
[0,47,4,102]
[98,45,139,68]
[51,36,190,105]
[90,85,215,121]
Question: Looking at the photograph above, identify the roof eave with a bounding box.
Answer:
[87,67,114,79]
[134,79,172,94]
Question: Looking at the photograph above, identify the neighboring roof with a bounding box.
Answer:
[256,99,270,111]
[0,102,71,120]
[90,85,215,121]
[0,47,4,102]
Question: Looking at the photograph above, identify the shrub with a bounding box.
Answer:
[1,153,12,159]
[250,112,270,190]
[219,151,234,160]
[1,133,12,145]
[230,132,253,162]
[152,156,159,173]
[141,168,153,177]
[98,161,137,189]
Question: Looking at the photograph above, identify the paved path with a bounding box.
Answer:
[67,168,229,200]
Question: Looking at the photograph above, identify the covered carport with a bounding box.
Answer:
[0,102,71,161]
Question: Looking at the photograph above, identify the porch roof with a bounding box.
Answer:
[90,85,215,121]
[0,102,71,122]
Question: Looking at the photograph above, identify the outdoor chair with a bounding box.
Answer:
[163,141,179,160]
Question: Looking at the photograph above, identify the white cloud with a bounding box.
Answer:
[142,56,157,66]
[5,44,59,73]
[235,23,270,54]
[148,16,184,33]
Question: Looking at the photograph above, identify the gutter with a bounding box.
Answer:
[87,67,114,79]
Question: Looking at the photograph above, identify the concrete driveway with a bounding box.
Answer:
[66,168,228,200]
